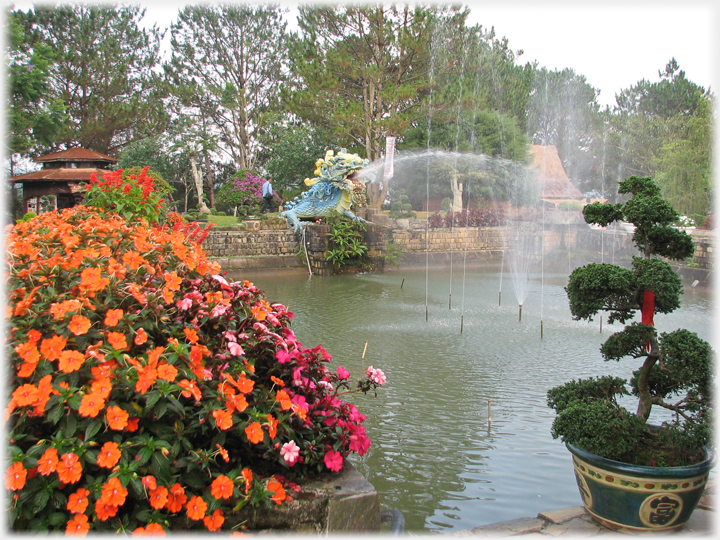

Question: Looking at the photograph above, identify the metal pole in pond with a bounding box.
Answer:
[541,320,543,339]
[600,315,602,334]
[488,399,492,425]
[498,249,505,306]
[401,278,405,289]
[460,314,464,334]
[518,304,522,322]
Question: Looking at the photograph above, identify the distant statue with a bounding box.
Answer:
[280,149,376,231]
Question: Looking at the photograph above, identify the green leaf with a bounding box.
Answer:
[62,413,77,438]
[151,452,170,479]
[46,402,64,425]
[144,391,161,410]
[33,490,50,513]
[47,512,67,527]
[85,419,102,441]
[154,400,168,419]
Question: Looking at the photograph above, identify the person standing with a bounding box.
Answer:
[260,177,274,214]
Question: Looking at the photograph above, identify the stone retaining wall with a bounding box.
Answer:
[201,222,713,275]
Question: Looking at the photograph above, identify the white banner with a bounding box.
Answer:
[384,136,396,181]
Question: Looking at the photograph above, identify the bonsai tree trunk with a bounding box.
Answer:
[635,350,659,420]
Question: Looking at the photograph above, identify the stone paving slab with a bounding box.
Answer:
[450,477,716,536]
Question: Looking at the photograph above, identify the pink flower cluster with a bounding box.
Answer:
[171,273,384,475]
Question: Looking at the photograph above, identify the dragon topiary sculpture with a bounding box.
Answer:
[280,149,376,231]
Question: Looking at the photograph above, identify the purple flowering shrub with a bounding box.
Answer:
[215,173,283,217]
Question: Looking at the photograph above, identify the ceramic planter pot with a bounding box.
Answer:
[566,442,713,532]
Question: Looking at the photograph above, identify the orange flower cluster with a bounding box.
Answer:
[7,205,378,534]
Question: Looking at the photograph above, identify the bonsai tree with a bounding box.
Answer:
[547,176,713,466]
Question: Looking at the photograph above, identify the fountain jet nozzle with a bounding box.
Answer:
[518,304,523,322]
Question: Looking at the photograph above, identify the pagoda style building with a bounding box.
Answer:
[9,148,117,214]
[528,145,585,207]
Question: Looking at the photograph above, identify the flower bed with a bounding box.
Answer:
[5,205,383,534]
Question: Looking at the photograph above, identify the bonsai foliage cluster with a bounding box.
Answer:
[6,203,384,533]
[428,207,505,229]
[548,176,712,466]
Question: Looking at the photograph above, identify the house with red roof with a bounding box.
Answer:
[9,148,117,215]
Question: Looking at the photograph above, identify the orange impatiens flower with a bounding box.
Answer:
[106,331,128,351]
[12,384,39,407]
[97,441,121,469]
[56,453,82,484]
[15,340,41,364]
[276,389,292,411]
[164,271,182,291]
[37,447,59,476]
[134,328,148,345]
[106,405,129,430]
[5,462,27,491]
[215,444,229,463]
[142,475,157,490]
[183,328,199,344]
[148,486,169,509]
[40,334,68,361]
[178,379,202,402]
[68,315,92,336]
[270,376,285,387]
[94,499,119,521]
[100,476,128,507]
[122,250,146,270]
[67,488,91,514]
[49,299,82,320]
[133,522,166,536]
[266,414,278,439]
[267,478,286,505]
[185,495,207,521]
[245,422,264,444]
[80,266,109,293]
[66,513,90,535]
[104,309,124,327]
[126,417,140,432]
[78,392,105,418]
[210,475,234,500]
[91,377,113,399]
[156,362,178,382]
[212,409,233,431]
[58,350,85,373]
[165,483,187,513]
[203,508,225,532]
[241,468,253,494]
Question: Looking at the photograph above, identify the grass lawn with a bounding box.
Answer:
[205,215,240,226]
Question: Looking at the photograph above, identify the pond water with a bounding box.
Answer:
[226,265,713,534]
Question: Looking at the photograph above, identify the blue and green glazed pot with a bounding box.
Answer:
[567,442,714,532]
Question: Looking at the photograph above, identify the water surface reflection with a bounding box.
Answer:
[226,266,712,533]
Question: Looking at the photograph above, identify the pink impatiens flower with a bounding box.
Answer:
[228,342,244,357]
[323,449,343,472]
[280,441,300,466]
[336,366,350,379]
[367,366,386,385]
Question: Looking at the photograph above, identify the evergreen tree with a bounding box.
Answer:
[165,4,289,172]
[25,4,168,154]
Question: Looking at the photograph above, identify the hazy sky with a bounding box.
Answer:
[11,0,717,108]
[136,0,717,109]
